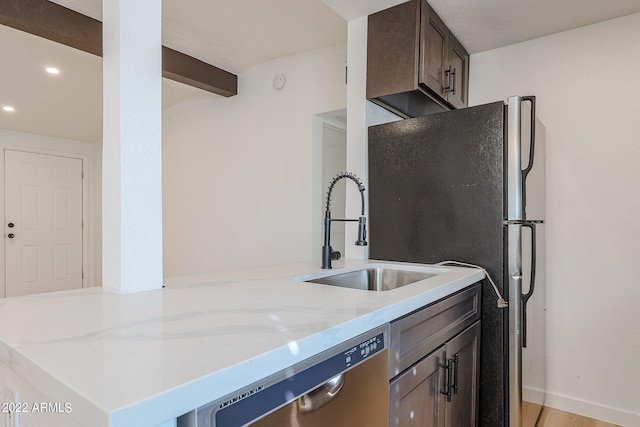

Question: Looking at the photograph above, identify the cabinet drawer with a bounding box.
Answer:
[390,284,481,378]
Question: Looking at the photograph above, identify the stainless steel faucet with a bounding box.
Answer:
[322,172,367,269]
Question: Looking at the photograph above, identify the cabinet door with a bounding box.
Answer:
[446,33,469,109]
[367,0,421,99]
[390,347,447,427]
[419,0,449,98]
[445,321,481,427]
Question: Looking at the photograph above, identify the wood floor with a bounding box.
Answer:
[536,407,621,427]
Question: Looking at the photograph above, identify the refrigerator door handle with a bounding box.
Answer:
[507,94,542,223]
[521,222,537,348]
[521,96,536,180]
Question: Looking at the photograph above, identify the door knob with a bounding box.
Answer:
[7,233,14,239]
[7,223,14,228]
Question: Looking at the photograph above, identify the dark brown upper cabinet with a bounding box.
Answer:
[367,0,469,117]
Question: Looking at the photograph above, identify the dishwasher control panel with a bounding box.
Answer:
[346,333,384,367]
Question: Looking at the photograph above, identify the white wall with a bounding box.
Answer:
[0,129,100,295]
[344,17,402,260]
[162,44,347,278]
[470,13,640,426]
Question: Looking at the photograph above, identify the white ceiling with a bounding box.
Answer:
[49,0,349,74]
[326,0,640,54]
[427,0,640,54]
[0,23,213,142]
[2,0,640,143]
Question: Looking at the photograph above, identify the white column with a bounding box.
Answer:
[344,17,369,261]
[102,0,163,293]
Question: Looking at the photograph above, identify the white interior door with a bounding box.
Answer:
[5,150,83,297]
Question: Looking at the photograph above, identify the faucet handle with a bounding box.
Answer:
[331,250,341,261]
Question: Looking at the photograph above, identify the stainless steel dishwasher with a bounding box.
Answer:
[179,325,389,427]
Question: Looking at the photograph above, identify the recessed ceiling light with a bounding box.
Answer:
[46,67,60,74]
[2,106,15,112]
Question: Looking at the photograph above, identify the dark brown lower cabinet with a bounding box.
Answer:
[445,321,481,427]
[389,321,481,427]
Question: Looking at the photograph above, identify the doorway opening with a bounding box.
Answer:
[312,110,347,261]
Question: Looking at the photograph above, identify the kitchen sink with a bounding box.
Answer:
[298,264,441,291]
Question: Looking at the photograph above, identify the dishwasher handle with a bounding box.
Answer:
[297,373,345,413]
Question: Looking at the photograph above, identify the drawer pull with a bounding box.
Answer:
[452,354,459,395]
[440,359,453,402]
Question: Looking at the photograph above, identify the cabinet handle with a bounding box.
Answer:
[452,354,459,395]
[444,66,453,94]
[444,66,457,95]
[451,68,457,95]
[441,359,453,402]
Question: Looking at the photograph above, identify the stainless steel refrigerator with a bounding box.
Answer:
[368,96,546,427]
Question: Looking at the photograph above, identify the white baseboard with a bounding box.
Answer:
[544,390,640,427]
[523,386,545,405]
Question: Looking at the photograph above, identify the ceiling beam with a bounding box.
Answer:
[0,0,238,97]
[162,46,237,98]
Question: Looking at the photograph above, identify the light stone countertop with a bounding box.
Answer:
[0,259,484,427]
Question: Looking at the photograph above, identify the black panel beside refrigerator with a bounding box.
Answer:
[368,97,546,427]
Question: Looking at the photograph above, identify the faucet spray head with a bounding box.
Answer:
[355,216,368,246]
